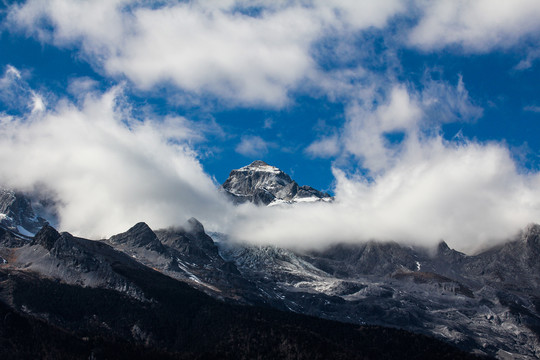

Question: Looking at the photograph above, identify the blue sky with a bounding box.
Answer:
[1,1,540,251]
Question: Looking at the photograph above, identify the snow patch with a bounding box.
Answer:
[17,225,35,237]
[240,163,281,174]
[268,196,332,206]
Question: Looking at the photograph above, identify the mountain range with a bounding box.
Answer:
[1,161,539,359]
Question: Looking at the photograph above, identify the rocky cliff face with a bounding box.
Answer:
[222,160,331,205]
[0,189,48,235]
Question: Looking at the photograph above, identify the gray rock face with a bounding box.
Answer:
[304,241,421,277]
[0,226,27,248]
[3,227,149,300]
[104,219,250,302]
[156,218,219,260]
[109,222,165,253]
[462,223,540,293]
[32,224,61,250]
[0,189,48,235]
[222,160,331,205]
[219,228,540,359]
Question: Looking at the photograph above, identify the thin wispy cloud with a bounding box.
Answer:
[524,105,540,113]
[236,135,271,157]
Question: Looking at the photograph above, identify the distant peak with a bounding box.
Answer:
[223,161,331,206]
[186,217,205,234]
[239,160,282,173]
[437,240,450,251]
[33,224,61,250]
[249,160,269,167]
[524,223,540,236]
[129,222,153,234]
[108,222,165,253]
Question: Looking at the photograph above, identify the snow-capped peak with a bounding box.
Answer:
[222,161,331,206]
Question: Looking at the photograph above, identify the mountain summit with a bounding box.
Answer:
[222,160,331,205]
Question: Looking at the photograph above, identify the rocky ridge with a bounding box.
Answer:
[0,220,480,360]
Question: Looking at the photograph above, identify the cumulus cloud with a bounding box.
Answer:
[7,0,540,106]
[6,0,407,107]
[307,76,483,170]
[305,134,341,158]
[408,0,540,52]
[0,71,230,238]
[341,84,423,172]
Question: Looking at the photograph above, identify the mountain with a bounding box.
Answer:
[218,233,540,359]
[221,160,332,205]
[0,188,48,236]
[0,224,481,360]
[2,163,540,358]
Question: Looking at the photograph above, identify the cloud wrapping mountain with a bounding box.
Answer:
[0,74,230,237]
[1,1,540,252]
[230,139,540,253]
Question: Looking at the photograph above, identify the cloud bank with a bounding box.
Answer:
[231,138,540,254]
[0,71,230,238]
[228,81,539,254]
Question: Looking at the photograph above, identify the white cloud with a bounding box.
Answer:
[231,138,540,253]
[515,48,540,70]
[524,105,540,113]
[342,84,423,172]
[421,75,483,124]
[408,0,540,52]
[0,65,37,113]
[263,118,274,129]
[7,0,406,107]
[5,65,21,79]
[67,77,100,98]
[309,77,482,173]
[239,79,534,254]
[235,135,270,157]
[0,75,231,238]
[4,0,540,255]
[7,0,540,107]
[30,92,45,113]
[305,134,340,158]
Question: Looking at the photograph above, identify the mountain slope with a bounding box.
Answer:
[0,224,482,360]
[0,188,48,236]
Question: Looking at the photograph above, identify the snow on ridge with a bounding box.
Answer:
[17,225,35,237]
[238,160,282,174]
[268,196,332,207]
